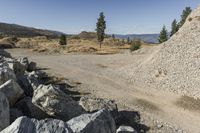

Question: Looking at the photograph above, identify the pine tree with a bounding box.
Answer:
[112,34,115,40]
[127,37,130,44]
[170,19,179,37]
[96,12,106,48]
[59,34,67,45]
[179,7,192,28]
[158,26,168,43]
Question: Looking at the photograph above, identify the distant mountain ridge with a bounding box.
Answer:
[114,34,159,43]
[0,22,65,38]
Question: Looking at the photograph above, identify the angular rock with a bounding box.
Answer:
[27,61,37,72]
[4,58,25,76]
[10,108,23,123]
[15,97,49,120]
[0,63,16,85]
[17,71,39,97]
[32,84,85,121]
[116,126,137,133]
[27,71,40,90]
[1,116,72,133]
[79,96,118,113]
[0,92,9,131]
[67,109,116,133]
[17,75,34,97]
[0,79,24,106]
[17,57,29,70]
[0,49,11,58]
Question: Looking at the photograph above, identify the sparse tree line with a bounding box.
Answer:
[158,7,192,43]
[59,6,192,51]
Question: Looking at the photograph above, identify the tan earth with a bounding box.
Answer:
[7,48,200,133]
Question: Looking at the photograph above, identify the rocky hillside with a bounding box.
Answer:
[120,5,200,98]
[0,22,64,38]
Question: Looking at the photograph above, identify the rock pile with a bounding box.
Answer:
[0,50,138,133]
[120,5,200,98]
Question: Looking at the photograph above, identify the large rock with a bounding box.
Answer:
[1,116,72,133]
[27,62,37,72]
[0,49,11,58]
[17,57,29,70]
[17,75,34,97]
[17,71,39,97]
[67,109,116,133]
[0,92,9,131]
[15,97,49,120]
[4,58,25,76]
[0,79,24,106]
[79,96,118,113]
[32,84,85,121]
[0,63,16,85]
[10,108,23,123]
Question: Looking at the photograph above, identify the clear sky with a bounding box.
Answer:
[0,0,199,34]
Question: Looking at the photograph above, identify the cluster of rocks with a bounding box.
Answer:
[0,50,138,133]
[119,5,200,98]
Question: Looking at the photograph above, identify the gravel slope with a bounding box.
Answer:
[118,6,200,98]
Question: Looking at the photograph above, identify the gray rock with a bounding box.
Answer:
[4,58,25,76]
[17,71,39,97]
[0,63,16,85]
[15,97,49,120]
[10,108,23,123]
[27,62,37,72]
[67,109,116,133]
[26,71,40,90]
[17,57,29,70]
[0,49,11,58]
[1,116,72,133]
[0,92,9,131]
[79,96,118,113]
[17,75,34,97]
[116,126,137,133]
[32,84,85,121]
[0,79,24,106]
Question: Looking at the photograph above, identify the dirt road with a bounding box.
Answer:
[7,49,200,133]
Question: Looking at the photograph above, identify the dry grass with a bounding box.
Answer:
[14,36,154,55]
[16,36,132,55]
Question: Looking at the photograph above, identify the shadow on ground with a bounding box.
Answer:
[115,110,150,133]
[175,95,200,112]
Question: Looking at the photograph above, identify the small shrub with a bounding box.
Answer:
[130,39,141,52]
[188,17,192,22]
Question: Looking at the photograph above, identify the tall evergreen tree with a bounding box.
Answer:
[158,26,168,43]
[170,19,179,37]
[59,34,67,45]
[127,37,130,44]
[112,34,115,40]
[96,12,106,48]
[179,7,192,28]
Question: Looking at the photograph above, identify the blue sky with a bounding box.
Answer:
[0,0,199,34]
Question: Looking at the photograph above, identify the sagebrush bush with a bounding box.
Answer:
[130,39,141,52]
